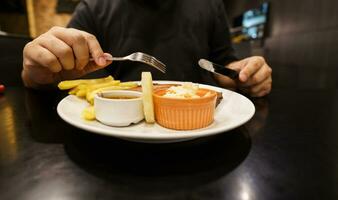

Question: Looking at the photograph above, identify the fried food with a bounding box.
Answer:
[141,72,155,123]
[82,106,95,121]
[58,76,114,90]
[58,76,138,120]
[86,85,137,105]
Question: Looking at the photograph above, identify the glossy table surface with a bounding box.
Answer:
[1,86,338,200]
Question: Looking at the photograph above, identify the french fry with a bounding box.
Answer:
[76,89,87,97]
[59,75,140,121]
[69,86,80,95]
[72,84,88,97]
[84,80,121,100]
[85,80,121,93]
[81,106,95,120]
[58,76,114,90]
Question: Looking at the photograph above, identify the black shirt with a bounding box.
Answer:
[68,0,237,85]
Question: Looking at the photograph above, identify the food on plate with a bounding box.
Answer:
[58,75,138,120]
[131,83,223,107]
[162,82,212,99]
[82,106,95,120]
[58,76,114,90]
[58,75,138,104]
[94,90,144,126]
[58,73,221,130]
[153,84,217,130]
[141,72,155,123]
[86,83,137,105]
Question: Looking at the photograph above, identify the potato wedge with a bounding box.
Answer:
[141,72,155,123]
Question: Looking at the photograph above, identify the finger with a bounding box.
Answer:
[80,31,106,67]
[241,64,272,87]
[51,27,89,70]
[249,77,272,96]
[82,59,113,75]
[37,34,75,70]
[25,44,62,73]
[103,52,113,60]
[227,59,248,72]
[255,89,270,97]
[239,57,265,82]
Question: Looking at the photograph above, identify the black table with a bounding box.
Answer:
[1,86,338,200]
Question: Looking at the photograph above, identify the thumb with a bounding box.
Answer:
[82,53,113,75]
[228,59,250,82]
[80,31,109,67]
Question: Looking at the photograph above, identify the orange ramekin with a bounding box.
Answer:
[153,88,217,130]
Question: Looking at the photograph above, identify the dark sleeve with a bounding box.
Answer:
[67,1,112,78]
[67,1,98,36]
[208,0,238,66]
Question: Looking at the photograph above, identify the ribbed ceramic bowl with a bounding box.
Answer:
[153,88,217,130]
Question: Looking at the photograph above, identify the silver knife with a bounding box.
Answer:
[198,59,239,80]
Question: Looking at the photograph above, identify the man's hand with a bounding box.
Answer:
[228,56,272,97]
[22,26,112,89]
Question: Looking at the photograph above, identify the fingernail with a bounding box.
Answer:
[98,56,106,66]
[103,54,113,60]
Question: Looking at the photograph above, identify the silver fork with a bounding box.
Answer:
[91,52,166,73]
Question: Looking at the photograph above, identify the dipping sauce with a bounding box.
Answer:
[94,90,144,127]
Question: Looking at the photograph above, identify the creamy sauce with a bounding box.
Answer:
[163,83,211,99]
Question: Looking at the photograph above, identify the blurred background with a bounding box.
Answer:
[0,0,78,37]
[0,0,337,89]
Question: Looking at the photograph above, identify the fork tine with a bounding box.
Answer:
[145,60,166,73]
[138,53,166,73]
[148,56,165,68]
[129,52,166,73]
[148,58,166,72]
[152,60,166,72]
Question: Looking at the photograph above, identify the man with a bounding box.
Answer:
[22,0,272,97]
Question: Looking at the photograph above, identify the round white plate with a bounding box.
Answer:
[57,81,255,143]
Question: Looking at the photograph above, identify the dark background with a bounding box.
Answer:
[0,0,28,36]
[57,0,81,13]
[223,0,338,89]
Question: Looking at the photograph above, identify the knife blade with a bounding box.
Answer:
[198,59,239,80]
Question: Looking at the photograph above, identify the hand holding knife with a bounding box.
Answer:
[198,59,238,80]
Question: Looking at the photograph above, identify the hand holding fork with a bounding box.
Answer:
[22,27,166,89]
[91,52,166,73]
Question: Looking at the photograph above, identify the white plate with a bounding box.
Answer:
[57,81,255,143]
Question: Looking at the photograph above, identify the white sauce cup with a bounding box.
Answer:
[94,90,144,126]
